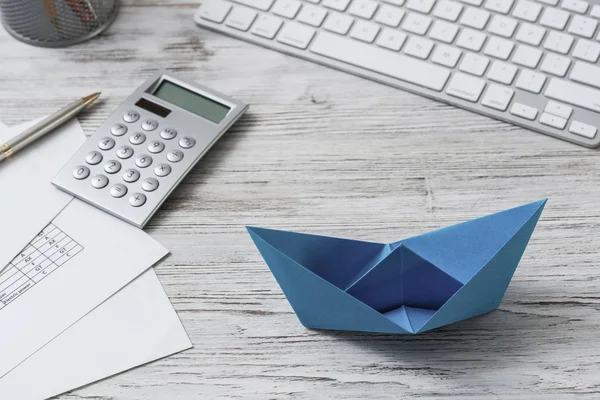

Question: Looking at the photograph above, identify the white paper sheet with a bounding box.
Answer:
[0,199,169,378]
[0,269,192,399]
[0,118,85,270]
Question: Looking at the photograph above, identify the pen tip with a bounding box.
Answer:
[82,92,101,105]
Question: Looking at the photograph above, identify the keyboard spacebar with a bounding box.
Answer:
[310,32,450,92]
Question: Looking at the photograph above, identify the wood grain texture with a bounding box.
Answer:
[1,1,600,398]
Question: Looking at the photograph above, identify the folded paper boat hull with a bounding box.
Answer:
[247,199,546,334]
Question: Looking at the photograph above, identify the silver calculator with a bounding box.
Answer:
[52,71,248,228]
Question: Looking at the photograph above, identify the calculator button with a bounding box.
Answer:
[167,149,184,163]
[104,160,122,174]
[110,184,128,198]
[142,178,159,192]
[98,137,116,151]
[135,154,153,168]
[160,128,178,140]
[91,175,109,189]
[154,163,172,177]
[129,132,146,145]
[72,166,90,180]
[111,123,128,136]
[117,146,134,159]
[123,110,140,123]
[123,169,141,183]
[148,140,165,154]
[85,151,103,165]
[142,119,159,131]
[179,136,196,149]
[129,193,147,207]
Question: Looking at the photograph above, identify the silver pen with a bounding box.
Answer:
[0,92,101,163]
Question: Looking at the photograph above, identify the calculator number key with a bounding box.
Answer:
[179,136,196,149]
[110,184,128,198]
[91,175,109,189]
[123,169,141,183]
[154,163,172,177]
[142,178,159,192]
[160,128,178,140]
[104,160,122,174]
[135,154,153,168]
[73,166,90,180]
[123,110,140,123]
[167,149,184,163]
[111,123,128,136]
[117,146,134,159]
[86,151,103,165]
[148,140,165,154]
[129,193,147,207]
[142,119,159,131]
[129,132,147,145]
[98,137,116,150]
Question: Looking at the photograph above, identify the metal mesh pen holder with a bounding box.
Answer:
[0,0,119,47]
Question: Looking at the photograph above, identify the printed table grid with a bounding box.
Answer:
[0,223,83,310]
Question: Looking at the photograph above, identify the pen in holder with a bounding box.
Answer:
[0,0,119,47]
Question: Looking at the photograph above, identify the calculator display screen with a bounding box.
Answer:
[153,80,230,123]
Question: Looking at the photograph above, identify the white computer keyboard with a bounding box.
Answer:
[195,0,600,148]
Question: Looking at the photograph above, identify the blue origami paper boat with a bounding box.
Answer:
[247,200,546,334]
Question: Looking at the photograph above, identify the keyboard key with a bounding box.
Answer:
[446,72,486,101]
[348,0,379,19]
[487,60,517,84]
[272,0,302,18]
[123,169,140,183]
[376,28,407,50]
[483,36,514,59]
[277,21,316,48]
[487,15,518,37]
[323,12,354,34]
[510,102,538,120]
[484,0,513,14]
[545,78,600,113]
[460,6,490,29]
[251,14,283,38]
[456,28,486,51]
[116,146,134,159]
[98,137,115,150]
[91,175,109,189]
[73,166,90,180]
[322,0,351,11]
[154,164,172,177]
[591,5,600,19]
[572,39,600,62]
[540,53,571,76]
[225,7,258,30]
[142,178,160,192]
[231,0,274,11]
[512,0,542,22]
[544,101,572,119]
[570,61,600,89]
[401,12,432,35]
[310,31,451,91]
[459,52,489,76]
[516,69,546,93]
[539,112,567,129]
[198,0,232,22]
[428,20,459,43]
[374,4,405,27]
[481,84,514,111]
[561,0,588,14]
[512,44,542,68]
[403,36,435,59]
[407,0,436,14]
[297,4,328,26]
[431,44,462,67]
[135,155,153,168]
[86,151,103,165]
[569,121,597,139]
[515,22,546,45]
[129,193,146,207]
[350,20,380,43]
[539,7,570,30]
[568,16,598,38]
[104,160,122,174]
[433,0,463,21]
[110,184,127,198]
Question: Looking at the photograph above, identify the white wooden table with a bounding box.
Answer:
[2,1,600,398]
